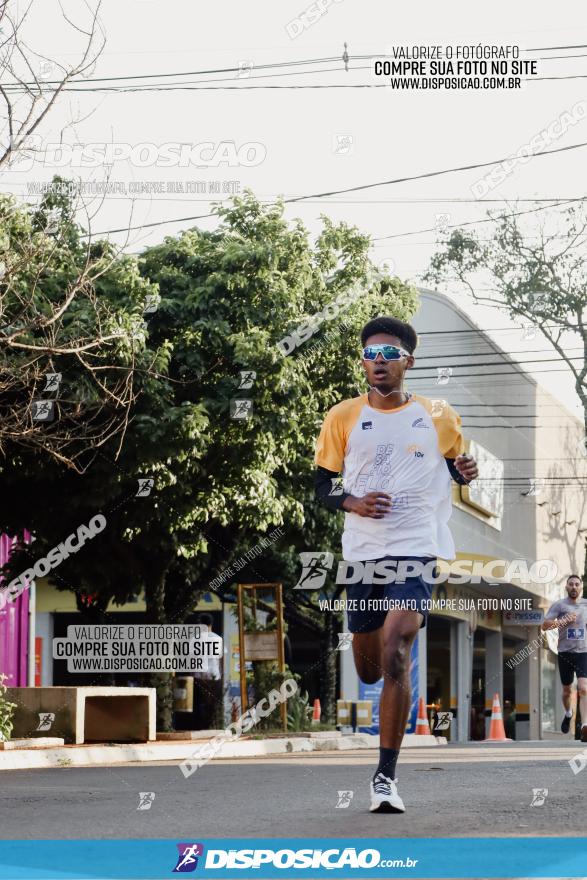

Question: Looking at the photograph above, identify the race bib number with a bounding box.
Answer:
[566,627,585,641]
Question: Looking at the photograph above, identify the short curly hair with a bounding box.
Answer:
[360,317,418,353]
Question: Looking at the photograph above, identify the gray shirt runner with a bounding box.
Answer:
[544,598,587,653]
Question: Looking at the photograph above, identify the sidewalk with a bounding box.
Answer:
[0,731,444,771]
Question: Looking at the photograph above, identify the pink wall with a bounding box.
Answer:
[0,533,31,686]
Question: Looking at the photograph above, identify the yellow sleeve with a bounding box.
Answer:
[415,396,465,458]
[314,397,364,472]
[315,408,347,473]
[437,404,465,458]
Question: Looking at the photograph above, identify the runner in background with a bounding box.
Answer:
[542,574,587,741]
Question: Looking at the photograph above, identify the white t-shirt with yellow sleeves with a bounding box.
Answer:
[315,393,465,562]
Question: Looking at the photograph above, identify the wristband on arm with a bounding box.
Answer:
[314,466,350,512]
[445,457,469,485]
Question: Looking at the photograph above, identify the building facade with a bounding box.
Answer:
[341,289,587,741]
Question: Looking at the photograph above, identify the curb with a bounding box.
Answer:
[0,732,443,771]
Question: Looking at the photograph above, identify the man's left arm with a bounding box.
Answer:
[435,402,478,484]
[445,456,478,485]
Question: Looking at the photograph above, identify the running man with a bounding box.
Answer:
[542,574,587,741]
[314,316,478,813]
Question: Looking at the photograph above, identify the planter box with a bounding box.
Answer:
[6,686,156,744]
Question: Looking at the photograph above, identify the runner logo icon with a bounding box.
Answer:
[173,843,204,872]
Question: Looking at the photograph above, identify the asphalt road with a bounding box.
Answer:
[0,741,585,839]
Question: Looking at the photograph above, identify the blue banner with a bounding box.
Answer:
[1,838,586,879]
[406,634,419,733]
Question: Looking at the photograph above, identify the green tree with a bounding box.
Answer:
[426,204,587,425]
[1,191,418,729]
[426,202,587,593]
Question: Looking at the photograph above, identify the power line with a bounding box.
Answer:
[524,43,587,51]
[89,142,587,236]
[415,347,583,360]
[418,326,569,336]
[36,75,587,91]
[372,197,583,241]
[0,55,345,88]
[411,356,582,371]
[408,366,580,378]
[3,45,585,90]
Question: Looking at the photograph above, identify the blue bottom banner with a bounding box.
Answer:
[0,838,586,879]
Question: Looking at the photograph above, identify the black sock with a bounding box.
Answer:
[375,747,399,780]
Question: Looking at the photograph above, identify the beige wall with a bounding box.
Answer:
[412,289,587,606]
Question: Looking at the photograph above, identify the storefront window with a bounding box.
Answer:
[541,650,557,732]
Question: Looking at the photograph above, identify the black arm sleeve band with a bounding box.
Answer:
[445,457,469,485]
[314,466,350,512]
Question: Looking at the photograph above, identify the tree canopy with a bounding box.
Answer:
[1,189,419,726]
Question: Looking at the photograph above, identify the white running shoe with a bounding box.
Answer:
[369,772,405,813]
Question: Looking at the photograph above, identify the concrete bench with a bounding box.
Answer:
[6,686,156,744]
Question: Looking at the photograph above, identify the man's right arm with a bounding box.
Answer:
[314,404,392,519]
[542,602,559,630]
[541,602,577,630]
[314,467,393,518]
[314,466,350,512]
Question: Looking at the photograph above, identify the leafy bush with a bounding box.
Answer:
[286,687,313,732]
[0,674,17,741]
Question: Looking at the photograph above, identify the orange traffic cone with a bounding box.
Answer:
[415,697,431,735]
[311,698,321,725]
[483,693,512,742]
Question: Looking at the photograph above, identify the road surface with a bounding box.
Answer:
[0,741,585,839]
